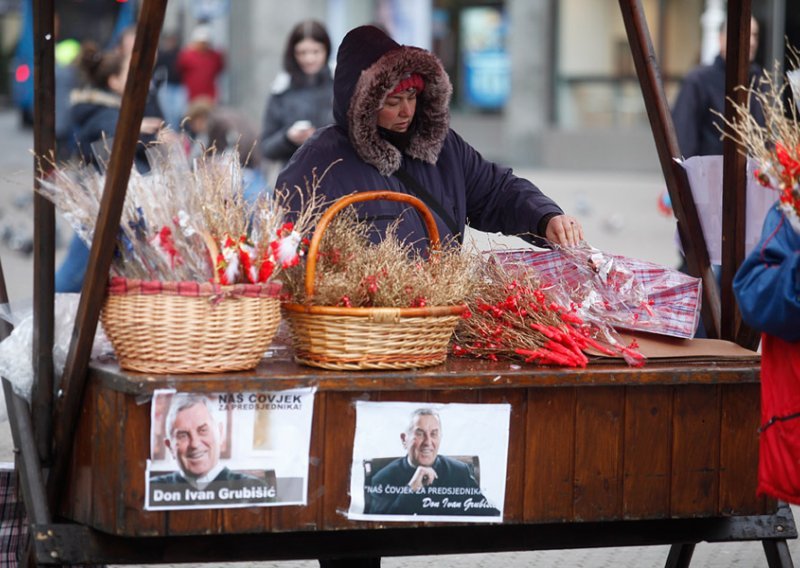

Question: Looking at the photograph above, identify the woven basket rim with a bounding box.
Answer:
[282,302,465,318]
[107,276,282,298]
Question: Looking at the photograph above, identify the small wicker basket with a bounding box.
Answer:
[101,278,282,374]
[283,190,465,371]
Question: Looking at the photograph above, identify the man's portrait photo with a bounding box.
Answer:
[145,388,317,511]
[150,393,262,489]
[349,401,510,522]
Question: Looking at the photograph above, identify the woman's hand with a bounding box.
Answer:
[545,214,584,247]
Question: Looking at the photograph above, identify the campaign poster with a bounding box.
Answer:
[347,401,510,523]
[145,387,315,511]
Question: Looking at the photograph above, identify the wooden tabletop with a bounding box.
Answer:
[89,348,761,395]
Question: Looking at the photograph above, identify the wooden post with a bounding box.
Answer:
[617,0,721,339]
[720,0,759,349]
[47,0,169,512]
[31,0,56,467]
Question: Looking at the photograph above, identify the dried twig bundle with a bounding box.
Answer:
[453,253,645,367]
[282,206,481,308]
[715,60,800,230]
[36,132,319,285]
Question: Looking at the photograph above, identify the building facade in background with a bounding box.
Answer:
[2,0,795,171]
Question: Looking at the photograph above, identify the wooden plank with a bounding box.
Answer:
[480,388,525,522]
[720,0,756,346]
[623,386,672,519]
[524,388,575,522]
[429,389,478,404]
[670,385,721,517]
[48,0,168,513]
[89,358,762,396]
[321,391,359,529]
[719,383,761,515]
[84,381,120,531]
[272,391,326,531]
[617,0,720,338]
[31,0,56,465]
[61,380,96,525]
[120,393,165,535]
[573,387,624,521]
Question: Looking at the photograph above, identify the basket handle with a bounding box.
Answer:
[200,231,222,285]
[304,190,442,301]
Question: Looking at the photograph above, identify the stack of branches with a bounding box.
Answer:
[453,254,645,367]
[715,49,800,228]
[37,132,322,285]
[281,207,482,309]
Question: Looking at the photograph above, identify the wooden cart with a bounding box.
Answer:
[3,0,795,566]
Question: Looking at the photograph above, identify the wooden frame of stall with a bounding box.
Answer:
[1,0,796,566]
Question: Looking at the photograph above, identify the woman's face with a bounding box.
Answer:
[377,90,418,132]
[294,38,327,76]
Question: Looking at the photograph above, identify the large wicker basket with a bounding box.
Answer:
[101,278,282,374]
[283,191,465,371]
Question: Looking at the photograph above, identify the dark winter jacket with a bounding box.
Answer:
[70,87,157,171]
[70,88,123,165]
[672,55,765,158]
[260,68,334,162]
[276,25,563,246]
[733,204,800,504]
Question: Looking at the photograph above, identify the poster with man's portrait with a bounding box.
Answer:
[347,401,510,523]
[145,387,315,511]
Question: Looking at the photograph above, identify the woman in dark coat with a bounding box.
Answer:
[276,25,582,248]
[260,20,334,166]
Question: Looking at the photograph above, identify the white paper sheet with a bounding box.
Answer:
[348,401,510,523]
[676,155,777,264]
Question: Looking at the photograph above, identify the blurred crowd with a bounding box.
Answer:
[50,18,336,292]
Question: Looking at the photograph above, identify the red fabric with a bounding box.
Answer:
[177,47,225,101]
[107,276,282,298]
[758,333,800,504]
[390,73,424,95]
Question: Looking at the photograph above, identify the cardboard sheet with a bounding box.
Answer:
[588,330,759,361]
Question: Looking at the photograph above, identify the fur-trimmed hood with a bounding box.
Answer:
[333,25,452,176]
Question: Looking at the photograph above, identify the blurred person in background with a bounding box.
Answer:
[56,42,163,293]
[177,24,225,103]
[667,16,765,336]
[54,37,81,161]
[260,20,334,180]
[184,96,268,203]
[672,16,764,158]
[154,30,187,131]
[114,25,166,126]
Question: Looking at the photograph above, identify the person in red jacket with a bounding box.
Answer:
[177,24,225,103]
[733,202,800,504]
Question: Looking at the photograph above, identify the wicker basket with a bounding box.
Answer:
[283,190,465,371]
[101,278,282,374]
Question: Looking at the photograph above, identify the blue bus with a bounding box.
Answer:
[11,0,137,125]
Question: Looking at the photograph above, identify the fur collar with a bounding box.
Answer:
[347,47,452,176]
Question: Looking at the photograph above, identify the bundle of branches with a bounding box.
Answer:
[453,255,645,367]
[37,132,320,285]
[281,206,481,308]
[715,51,800,231]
